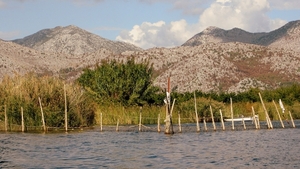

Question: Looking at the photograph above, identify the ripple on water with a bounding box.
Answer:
[0,121,299,168]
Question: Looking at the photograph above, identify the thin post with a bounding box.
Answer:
[178,112,182,133]
[272,100,284,128]
[219,109,225,131]
[157,113,161,132]
[242,115,246,130]
[288,111,295,128]
[100,112,103,132]
[258,92,273,129]
[170,99,176,117]
[203,117,207,131]
[210,105,216,131]
[4,105,7,132]
[21,107,24,132]
[116,119,119,132]
[251,106,258,129]
[38,97,46,132]
[64,84,68,132]
[257,114,260,129]
[139,107,142,132]
[230,98,234,130]
[194,92,200,132]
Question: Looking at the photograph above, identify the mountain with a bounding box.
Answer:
[12,25,143,55]
[2,20,300,93]
[123,42,300,93]
[182,20,300,53]
[0,39,79,79]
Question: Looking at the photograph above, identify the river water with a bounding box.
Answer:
[1,121,299,169]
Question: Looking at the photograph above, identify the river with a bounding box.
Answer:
[1,121,299,169]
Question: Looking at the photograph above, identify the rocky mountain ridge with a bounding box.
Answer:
[12,25,143,55]
[182,20,300,53]
[1,20,300,93]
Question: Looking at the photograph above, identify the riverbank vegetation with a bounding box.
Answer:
[0,59,299,130]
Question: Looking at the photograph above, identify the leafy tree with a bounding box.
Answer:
[78,58,160,106]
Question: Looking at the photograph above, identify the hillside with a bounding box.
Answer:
[182,20,300,53]
[12,25,143,55]
[1,21,300,93]
[123,43,300,93]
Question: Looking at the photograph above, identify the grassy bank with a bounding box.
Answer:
[0,73,299,131]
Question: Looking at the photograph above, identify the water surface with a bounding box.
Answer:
[1,121,299,168]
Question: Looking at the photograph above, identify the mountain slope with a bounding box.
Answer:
[13,25,143,55]
[123,43,300,93]
[0,39,80,78]
[2,21,300,93]
[182,20,300,52]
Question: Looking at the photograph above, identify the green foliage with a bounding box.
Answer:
[78,58,160,106]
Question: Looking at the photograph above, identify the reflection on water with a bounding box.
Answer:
[0,121,299,168]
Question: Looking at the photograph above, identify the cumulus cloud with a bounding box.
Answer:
[118,0,294,49]
[198,0,285,32]
[116,20,197,49]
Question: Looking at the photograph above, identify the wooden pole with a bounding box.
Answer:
[178,112,182,133]
[272,100,284,128]
[230,98,234,130]
[164,76,174,134]
[100,112,103,132]
[170,99,176,117]
[157,113,161,133]
[242,115,246,130]
[139,107,142,132]
[251,106,258,129]
[288,111,295,128]
[38,97,46,132]
[210,105,216,131]
[257,114,261,129]
[64,84,68,132]
[21,107,24,132]
[116,119,119,131]
[203,117,207,131]
[219,109,225,131]
[4,105,7,132]
[194,92,200,132]
[258,92,272,129]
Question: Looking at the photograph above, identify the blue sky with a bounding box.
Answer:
[0,0,299,49]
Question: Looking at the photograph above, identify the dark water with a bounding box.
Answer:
[1,122,299,169]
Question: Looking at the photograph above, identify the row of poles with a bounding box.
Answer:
[97,92,296,132]
[1,84,69,132]
[0,81,296,133]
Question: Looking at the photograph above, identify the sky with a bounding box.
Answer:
[0,0,300,49]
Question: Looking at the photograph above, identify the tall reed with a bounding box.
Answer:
[0,73,96,128]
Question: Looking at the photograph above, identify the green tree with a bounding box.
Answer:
[78,58,160,106]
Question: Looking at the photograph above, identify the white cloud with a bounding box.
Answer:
[118,0,293,48]
[199,0,272,32]
[116,20,197,49]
